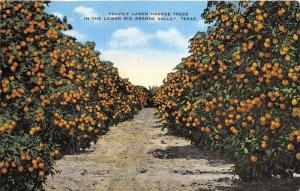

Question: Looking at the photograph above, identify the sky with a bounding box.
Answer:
[45,1,209,87]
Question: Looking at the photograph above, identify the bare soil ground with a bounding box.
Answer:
[45,108,300,191]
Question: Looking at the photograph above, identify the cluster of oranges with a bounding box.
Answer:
[155,1,299,180]
[0,133,56,190]
[0,1,149,190]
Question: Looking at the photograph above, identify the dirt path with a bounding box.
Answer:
[45,108,300,191]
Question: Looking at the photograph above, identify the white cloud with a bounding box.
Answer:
[64,30,86,41]
[108,27,151,49]
[100,49,187,87]
[74,6,100,23]
[74,6,99,18]
[108,27,189,50]
[155,28,189,50]
[53,12,63,19]
[103,27,191,86]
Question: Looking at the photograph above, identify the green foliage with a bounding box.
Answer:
[155,1,300,181]
[0,1,150,190]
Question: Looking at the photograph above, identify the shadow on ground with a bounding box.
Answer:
[219,177,300,191]
[150,145,228,164]
[150,145,300,191]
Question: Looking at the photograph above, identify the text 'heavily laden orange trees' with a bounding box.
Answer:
[0,1,149,190]
[155,1,300,180]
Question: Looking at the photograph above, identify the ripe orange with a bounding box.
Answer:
[38,171,44,177]
[292,99,298,106]
[18,165,24,173]
[262,135,269,141]
[250,155,257,163]
[31,159,37,165]
[1,167,8,174]
[23,106,29,112]
[28,167,34,173]
[38,163,44,169]
[287,143,294,151]
[261,143,267,150]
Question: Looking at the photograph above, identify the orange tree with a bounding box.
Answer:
[43,38,149,153]
[1,1,149,190]
[0,1,66,189]
[42,37,105,153]
[155,1,299,180]
[43,36,150,153]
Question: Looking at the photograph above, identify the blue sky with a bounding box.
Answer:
[45,1,209,87]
